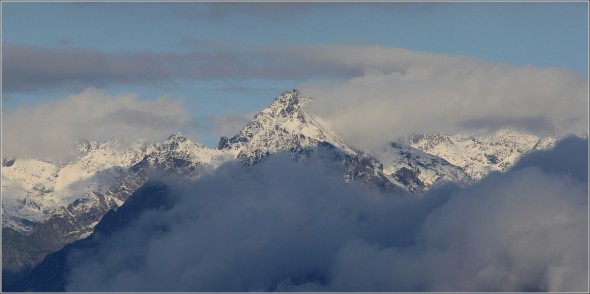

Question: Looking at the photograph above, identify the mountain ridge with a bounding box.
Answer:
[2,89,559,279]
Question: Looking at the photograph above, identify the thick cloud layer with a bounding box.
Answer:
[299,46,588,153]
[5,43,586,152]
[64,137,588,291]
[2,88,190,161]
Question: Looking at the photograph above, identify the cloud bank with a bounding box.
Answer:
[298,46,588,152]
[2,88,190,161]
[64,137,588,291]
[6,43,586,149]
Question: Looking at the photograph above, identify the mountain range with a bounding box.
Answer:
[2,89,558,287]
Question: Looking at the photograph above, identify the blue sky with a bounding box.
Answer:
[2,1,588,147]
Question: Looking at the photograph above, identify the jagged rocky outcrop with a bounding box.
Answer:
[409,130,556,180]
[378,141,473,192]
[218,90,403,191]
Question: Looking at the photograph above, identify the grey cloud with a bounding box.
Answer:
[3,43,358,94]
[2,43,468,94]
[5,42,586,144]
[3,44,243,93]
[7,43,460,95]
[513,135,588,181]
[300,48,587,151]
[328,166,587,291]
[213,112,254,137]
[64,138,588,291]
[461,116,556,135]
[2,88,190,161]
[85,109,187,132]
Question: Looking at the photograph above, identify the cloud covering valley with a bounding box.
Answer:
[63,137,588,292]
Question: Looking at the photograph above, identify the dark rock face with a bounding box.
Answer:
[311,142,397,192]
[217,136,230,150]
[93,183,174,236]
[384,140,473,192]
[237,149,270,165]
[5,181,174,292]
[394,167,424,190]
[2,191,120,285]
[485,154,500,164]
[2,157,16,167]
[1,228,56,290]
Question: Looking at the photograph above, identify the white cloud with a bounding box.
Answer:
[7,43,586,150]
[2,88,191,161]
[62,137,588,292]
[298,46,588,153]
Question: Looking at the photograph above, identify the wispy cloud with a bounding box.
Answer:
[2,88,190,161]
[213,111,255,138]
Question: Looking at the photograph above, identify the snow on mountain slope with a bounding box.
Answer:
[217,90,402,191]
[377,141,472,192]
[97,133,231,214]
[2,159,61,230]
[142,132,231,172]
[1,140,148,232]
[409,129,557,180]
[1,133,233,232]
[2,133,231,279]
[218,89,355,162]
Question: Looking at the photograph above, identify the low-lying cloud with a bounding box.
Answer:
[64,137,588,291]
[2,88,190,161]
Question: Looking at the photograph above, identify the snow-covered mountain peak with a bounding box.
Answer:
[217,89,354,162]
[257,89,314,119]
[165,132,189,143]
[76,140,100,157]
[210,90,400,191]
[159,131,205,151]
